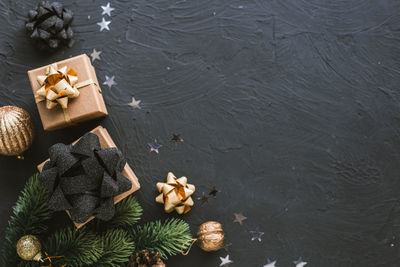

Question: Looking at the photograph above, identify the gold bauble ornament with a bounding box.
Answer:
[196,221,225,252]
[0,106,34,157]
[16,235,42,261]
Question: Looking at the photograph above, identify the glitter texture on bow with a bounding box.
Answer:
[34,63,80,109]
[155,172,195,214]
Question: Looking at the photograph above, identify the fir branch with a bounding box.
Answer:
[94,229,134,267]
[1,173,53,267]
[92,196,143,230]
[131,218,193,259]
[44,227,103,266]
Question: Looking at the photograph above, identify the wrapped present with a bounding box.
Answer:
[37,126,140,228]
[27,54,108,131]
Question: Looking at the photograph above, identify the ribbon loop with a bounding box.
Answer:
[155,172,195,214]
[35,63,97,123]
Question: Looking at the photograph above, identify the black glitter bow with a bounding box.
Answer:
[39,132,132,223]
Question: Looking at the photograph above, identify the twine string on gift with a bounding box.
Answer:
[181,238,197,256]
[35,64,98,124]
[61,78,97,124]
[40,251,66,267]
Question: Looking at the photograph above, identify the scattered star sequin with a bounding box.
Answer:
[97,17,111,31]
[208,186,220,197]
[148,139,162,154]
[249,230,264,242]
[264,259,277,267]
[293,257,307,267]
[233,212,247,225]
[197,192,209,205]
[219,255,233,266]
[103,75,116,89]
[90,49,102,62]
[171,134,183,142]
[128,97,141,109]
[101,2,115,16]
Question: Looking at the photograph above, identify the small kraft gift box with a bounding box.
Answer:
[37,126,140,228]
[27,54,108,131]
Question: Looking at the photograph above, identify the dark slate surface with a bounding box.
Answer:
[0,0,400,266]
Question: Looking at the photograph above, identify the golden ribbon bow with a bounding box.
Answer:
[35,64,81,110]
[34,63,96,123]
[155,172,195,214]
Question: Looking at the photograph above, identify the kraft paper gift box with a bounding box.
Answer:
[38,126,140,228]
[28,54,108,131]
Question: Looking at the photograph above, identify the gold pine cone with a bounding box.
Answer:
[197,221,225,252]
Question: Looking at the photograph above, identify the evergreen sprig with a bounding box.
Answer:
[44,227,103,266]
[95,229,134,267]
[92,196,143,230]
[131,218,193,259]
[1,174,194,267]
[1,174,53,266]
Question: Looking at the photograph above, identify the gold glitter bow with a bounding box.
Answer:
[35,64,80,109]
[34,64,95,123]
[155,172,195,214]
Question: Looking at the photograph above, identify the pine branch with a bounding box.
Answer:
[92,196,143,230]
[131,218,193,259]
[94,229,134,267]
[1,173,53,267]
[44,227,103,266]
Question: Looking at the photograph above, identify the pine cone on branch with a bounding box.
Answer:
[25,1,74,50]
[129,250,165,267]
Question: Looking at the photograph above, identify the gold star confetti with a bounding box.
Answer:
[233,212,247,225]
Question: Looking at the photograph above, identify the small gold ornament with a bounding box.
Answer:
[197,221,225,252]
[155,172,195,214]
[0,106,34,156]
[16,235,42,261]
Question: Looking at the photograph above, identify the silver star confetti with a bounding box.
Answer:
[101,2,115,16]
[293,257,307,267]
[264,259,277,267]
[219,255,233,266]
[148,139,162,154]
[97,17,111,31]
[128,97,141,109]
[103,75,117,89]
[249,230,264,242]
[233,212,247,225]
[90,49,102,62]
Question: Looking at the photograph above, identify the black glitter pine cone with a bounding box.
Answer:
[25,1,74,50]
[129,250,165,267]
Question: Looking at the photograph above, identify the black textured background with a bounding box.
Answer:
[1,0,400,266]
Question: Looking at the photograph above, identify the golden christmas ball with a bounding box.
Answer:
[16,235,42,261]
[197,221,225,252]
[0,106,34,156]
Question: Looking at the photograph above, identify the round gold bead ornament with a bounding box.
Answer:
[196,221,225,251]
[16,235,42,261]
[0,106,34,157]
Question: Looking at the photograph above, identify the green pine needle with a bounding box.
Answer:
[132,218,193,259]
[94,229,135,267]
[2,174,193,266]
[44,227,103,266]
[92,196,143,230]
[1,174,53,266]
